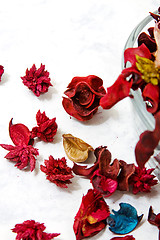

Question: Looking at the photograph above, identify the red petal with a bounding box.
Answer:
[110,236,135,240]
[100,74,132,109]
[9,119,31,146]
[142,83,159,114]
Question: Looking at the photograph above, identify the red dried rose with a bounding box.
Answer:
[129,166,158,194]
[40,155,74,188]
[12,219,60,240]
[31,110,58,142]
[73,189,110,240]
[62,75,106,121]
[148,206,160,239]
[0,144,39,171]
[0,65,4,81]
[0,119,39,171]
[21,64,52,97]
[135,111,160,168]
[110,236,135,240]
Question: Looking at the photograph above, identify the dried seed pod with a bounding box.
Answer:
[62,134,94,163]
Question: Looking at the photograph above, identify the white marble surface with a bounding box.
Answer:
[0,0,160,239]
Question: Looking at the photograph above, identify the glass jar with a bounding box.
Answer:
[122,10,160,180]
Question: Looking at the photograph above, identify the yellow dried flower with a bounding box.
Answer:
[62,134,94,163]
[136,55,160,85]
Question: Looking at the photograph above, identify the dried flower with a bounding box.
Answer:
[62,75,106,121]
[21,64,52,97]
[0,144,39,171]
[129,166,158,194]
[40,155,74,188]
[107,203,143,235]
[62,133,94,163]
[110,236,135,240]
[0,119,39,171]
[73,189,110,240]
[148,206,160,239]
[31,110,58,142]
[12,219,60,240]
[0,65,4,81]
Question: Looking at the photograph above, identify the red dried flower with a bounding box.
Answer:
[62,75,106,121]
[12,219,60,240]
[0,144,39,171]
[129,166,158,194]
[31,110,58,142]
[110,236,135,240]
[0,119,39,171]
[73,189,110,240]
[0,65,4,81]
[21,64,52,97]
[148,206,160,239]
[40,155,74,188]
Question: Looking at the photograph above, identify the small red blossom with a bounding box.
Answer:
[129,166,158,194]
[73,189,110,240]
[110,236,135,240]
[0,144,39,171]
[62,75,106,121]
[12,219,60,240]
[31,110,58,142]
[40,155,74,188]
[0,65,4,81]
[21,64,52,97]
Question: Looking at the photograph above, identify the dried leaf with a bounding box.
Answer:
[63,134,94,163]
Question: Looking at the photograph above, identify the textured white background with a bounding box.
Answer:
[0,0,160,239]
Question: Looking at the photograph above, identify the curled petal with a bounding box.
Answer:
[138,27,157,53]
[148,206,160,227]
[107,203,143,235]
[142,83,160,114]
[100,74,132,109]
[63,134,94,163]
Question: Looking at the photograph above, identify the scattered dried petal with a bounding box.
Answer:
[107,203,143,235]
[129,166,158,194]
[40,155,74,188]
[73,189,110,240]
[63,133,94,163]
[31,110,58,142]
[62,75,106,121]
[110,236,135,240]
[148,206,160,240]
[12,219,60,240]
[21,64,52,97]
[0,144,39,171]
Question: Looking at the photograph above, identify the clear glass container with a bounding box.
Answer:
[122,10,160,180]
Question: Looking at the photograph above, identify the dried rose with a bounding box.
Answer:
[0,65,4,81]
[0,144,39,171]
[73,189,110,240]
[31,110,58,142]
[135,111,160,168]
[62,75,106,121]
[62,133,94,163]
[110,236,135,240]
[21,63,52,97]
[40,155,74,188]
[129,166,158,194]
[12,219,60,240]
[148,206,160,239]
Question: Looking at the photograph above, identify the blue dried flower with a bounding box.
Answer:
[107,203,143,234]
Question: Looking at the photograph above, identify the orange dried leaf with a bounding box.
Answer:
[62,134,94,163]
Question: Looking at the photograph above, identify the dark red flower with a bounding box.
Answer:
[110,236,135,240]
[129,166,158,194]
[40,155,74,188]
[12,219,60,240]
[0,65,4,81]
[135,111,160,168]
[0,144,39,171]
[31,110,58,142]
[142,83,160,114]
[73,189,110,240]
[62,75,106,121]
[148,206,160,239]
[0,119,39,171]
[21,64,52,97]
